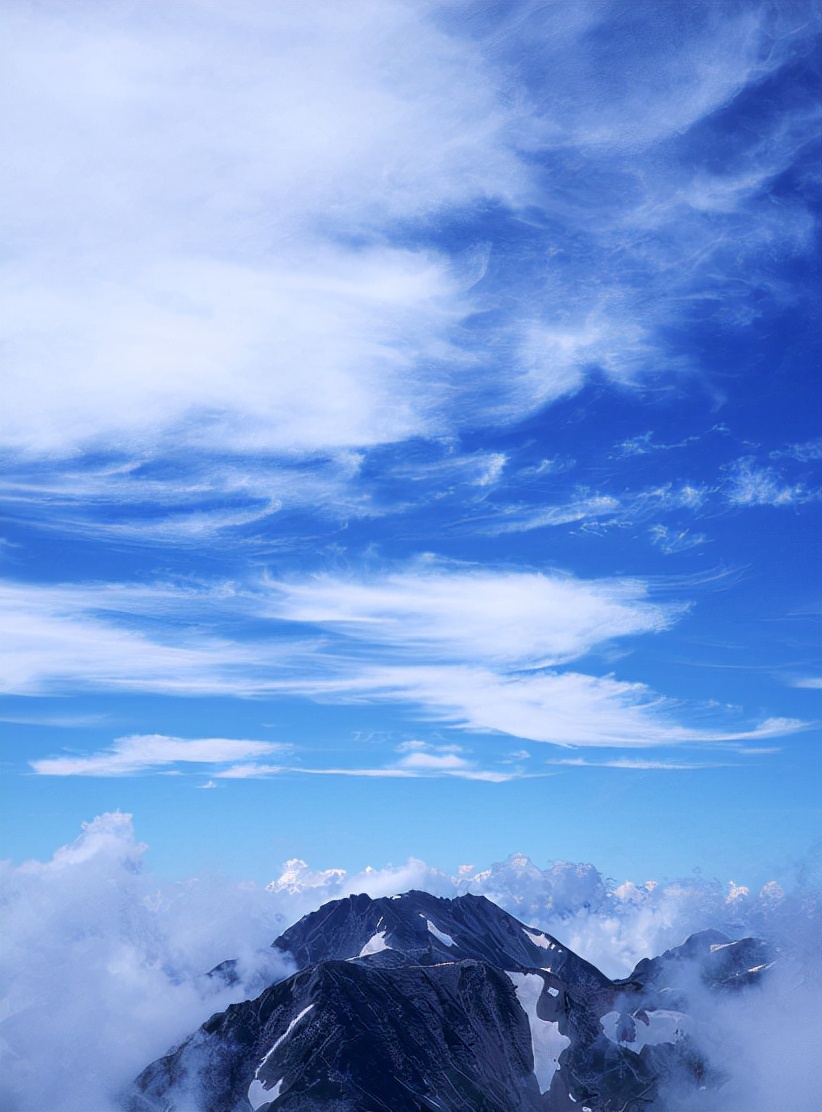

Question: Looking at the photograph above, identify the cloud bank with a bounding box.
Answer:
[1,815,819,1111]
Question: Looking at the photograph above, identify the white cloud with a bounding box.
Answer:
[0,450,371,545]
[2,0,816,480]
[214,763,289,780]
[2,815,819,1110]
[476,483,710,537]
[264,565,679,669]
[0,712,106,728]
[2,248,474,457]
[546,757,733,771]
[648,524,710,554]
[212,739,535,783]
[30,735,288,777]
[772,438,822,463]
[724,458,820,507]
[217,764,414,780]
[396,750,468,772]
[517,1,803,155]
[1,570,806,748]
[323,665,804,749]
[0,580,280,696]
[0,813,294,1112]
[1,0,525,460]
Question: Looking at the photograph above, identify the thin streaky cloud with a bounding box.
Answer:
[2,572,808,748]
[546,757,736,771]
[215,765,540,783]
[29,735,290,777]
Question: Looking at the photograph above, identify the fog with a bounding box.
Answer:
[1,814,819,1110]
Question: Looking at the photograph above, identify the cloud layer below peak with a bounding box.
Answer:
[1,813,819,1111]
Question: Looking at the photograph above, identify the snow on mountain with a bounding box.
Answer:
[124,890,773,1112]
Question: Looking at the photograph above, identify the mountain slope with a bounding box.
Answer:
[124,890,770,1112]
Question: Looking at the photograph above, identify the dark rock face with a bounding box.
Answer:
[123,891,770,1112]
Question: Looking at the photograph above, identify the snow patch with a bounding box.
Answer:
[264,1004,314,1061]
[524,928,552,949]
[359,931,390,956]
[248,1005,315,1108]
[426,920,455,947]
[248,1077,283,1110]
[508,972,570,1093]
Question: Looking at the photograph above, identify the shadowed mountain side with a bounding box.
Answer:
[124,891,771,1112]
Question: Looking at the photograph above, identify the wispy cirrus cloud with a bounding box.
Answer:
[306,664,804,750]
[213,740,535,783]
[2,565,806,749]
[648,525,710,555]
[546,757,735,771]
[465,483,708,539]
[263,565,680,668]
[1,1,526,462]
[2,0,817,478]
[771,439,822,463]
[27,736,533,783]
[0,580,287,697]
[460,441,821,546]
[0,450,371,546]
[723,458,821,508]
[30,735,290,777]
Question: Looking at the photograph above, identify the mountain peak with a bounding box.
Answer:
[126,890,771,1112]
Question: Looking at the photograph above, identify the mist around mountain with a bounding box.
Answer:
[1,814,820,1110]
[125,889,777,1111]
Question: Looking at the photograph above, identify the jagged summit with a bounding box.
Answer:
[125,889,770,1112]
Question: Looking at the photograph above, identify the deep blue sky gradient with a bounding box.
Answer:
[1,0,820,887]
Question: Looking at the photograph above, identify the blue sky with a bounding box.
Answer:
[1,0,820,888]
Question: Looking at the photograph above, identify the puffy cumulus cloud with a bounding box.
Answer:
[2,816,820,1111]
[266,856,454,905]
[0,814,294,1112]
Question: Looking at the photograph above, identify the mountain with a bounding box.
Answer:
[123,890,770,1112]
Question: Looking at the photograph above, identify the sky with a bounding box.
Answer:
[1,0,821,891]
